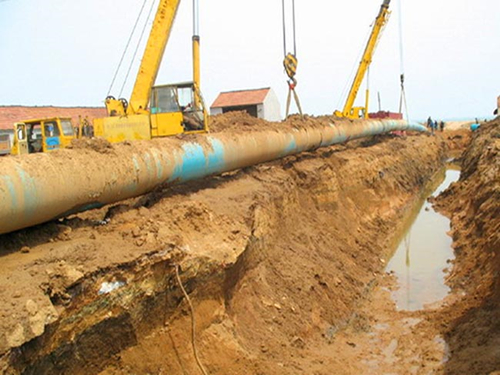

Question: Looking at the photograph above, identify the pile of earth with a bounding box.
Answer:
[0,112,489,374]
[432,117,500,374]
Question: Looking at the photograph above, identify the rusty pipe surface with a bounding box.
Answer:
[0,119,426,235]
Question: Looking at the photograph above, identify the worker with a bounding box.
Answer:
[439,121,445,132]
[427,116,433,129]
[429,119,436,134]
[470,118,481,132]
[181,102,203,131]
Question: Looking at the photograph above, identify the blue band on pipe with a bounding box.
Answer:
[169,138,226,183]
[17,168,37,219]
[283,138,297,156]
[1,176,18,213]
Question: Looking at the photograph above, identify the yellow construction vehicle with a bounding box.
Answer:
[335,0,391,119]
[10,117,76,155]
[94,0,208,142]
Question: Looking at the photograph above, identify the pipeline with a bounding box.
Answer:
[0,119,426,235]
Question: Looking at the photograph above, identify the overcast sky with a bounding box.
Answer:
[0,0,498,121]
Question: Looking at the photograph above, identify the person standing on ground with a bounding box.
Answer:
[427,116,433,129]
[440,121,445,132]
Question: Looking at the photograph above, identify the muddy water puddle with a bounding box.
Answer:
[387,168,461,311]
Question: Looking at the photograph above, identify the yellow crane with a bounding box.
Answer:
[94,0,208,142]
[334,0,391,120]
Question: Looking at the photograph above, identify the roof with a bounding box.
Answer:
[211,88,271,109]
[0,106,107,130]
[18,117,73,124]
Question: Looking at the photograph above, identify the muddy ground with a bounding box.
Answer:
[0,113,498,374]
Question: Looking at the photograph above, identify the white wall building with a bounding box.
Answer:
[210,87,281,121]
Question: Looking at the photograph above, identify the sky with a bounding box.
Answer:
[0,0,499,121]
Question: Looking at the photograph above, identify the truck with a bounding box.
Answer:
[10,117,76,155]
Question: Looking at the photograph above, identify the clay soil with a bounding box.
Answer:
[0,113,498,375]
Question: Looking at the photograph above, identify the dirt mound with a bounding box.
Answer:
[209,111,271,133]
[6,112,499,374]
[0,120,448,374]
[68,137,115,153]
[433,118,500,374]
[208,111,354,134]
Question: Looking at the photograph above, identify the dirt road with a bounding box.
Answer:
[0,114,498,375]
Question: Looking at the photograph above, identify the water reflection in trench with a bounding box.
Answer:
[387,168,461,311]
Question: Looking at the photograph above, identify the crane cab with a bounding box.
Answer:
[95,82,208,142]
[11,117,75,155]
[150,82,208,137]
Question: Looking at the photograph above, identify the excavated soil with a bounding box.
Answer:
[0,113,498,375]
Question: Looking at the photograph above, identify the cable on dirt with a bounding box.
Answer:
[175,264,208,375]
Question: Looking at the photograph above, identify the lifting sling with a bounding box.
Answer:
[282,0,303,118]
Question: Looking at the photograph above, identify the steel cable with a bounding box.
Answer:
[107,0,149,96]
[119,0,157,98]
[282,0,297,58]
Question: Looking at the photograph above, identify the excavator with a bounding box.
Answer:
[334,0,392,120]
[94,0,208,142]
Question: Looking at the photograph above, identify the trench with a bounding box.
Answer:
[387,167,461,311]
[1,130,465,374]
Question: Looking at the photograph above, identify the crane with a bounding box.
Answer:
[94,0,208,142]
[334,0,391,120]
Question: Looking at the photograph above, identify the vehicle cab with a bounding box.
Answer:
[11,117,75,155]
[150,82,208,136]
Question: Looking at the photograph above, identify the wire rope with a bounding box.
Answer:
[397,0,410,121]
[292,0,297,56]
[281,0,287,57]
[282,0,297,57]
[398,0,405,75]
[119,0,157,97]
[336,25,373,109]
[107,0,149,96]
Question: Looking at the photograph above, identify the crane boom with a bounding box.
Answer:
[335,0,391,119]
[128,0,181,114]
[97,0,208,142]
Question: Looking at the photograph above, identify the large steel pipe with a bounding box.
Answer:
[0,119,426,235]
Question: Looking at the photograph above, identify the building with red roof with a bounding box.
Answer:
[0,106,106,132]
[210,87,281,121]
